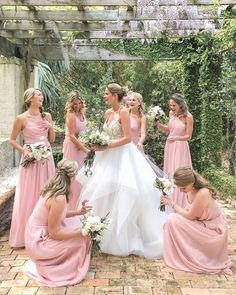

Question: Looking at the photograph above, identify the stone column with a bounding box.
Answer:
[0,57,38,168]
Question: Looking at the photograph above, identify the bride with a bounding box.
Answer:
[77,83,166,258]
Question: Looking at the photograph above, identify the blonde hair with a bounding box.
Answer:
[173,166,217,199]
[64,90,84,119]
[24,88,45,118]
[41,159,78,202]
[169,93,188,117]
[129,92,144,118]
[107,83,126,102]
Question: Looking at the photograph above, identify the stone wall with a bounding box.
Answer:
[0,138,14,170]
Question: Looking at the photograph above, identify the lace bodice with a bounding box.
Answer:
[103,118,123,140]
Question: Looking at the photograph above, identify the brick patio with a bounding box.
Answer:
[0,200,235,295]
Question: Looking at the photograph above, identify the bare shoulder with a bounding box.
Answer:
[104,108,112,119]
[105,108,112,115]
[195,188,211,204]
[44,112,53,121]
[120,106,129,115]
[186,112,193,121]
[46,194,66,209]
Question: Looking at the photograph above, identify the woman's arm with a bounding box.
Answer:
[47,195,84,240]
[161,188,210,220]
[107,108,131,149]
[9,115,29,158]
[138,115,147,145]
[66,112,89,153]
[66,200,92,217]
[45,112,55,143]
[153,110,171,133]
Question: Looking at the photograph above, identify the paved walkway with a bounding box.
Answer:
[0,200,235,295]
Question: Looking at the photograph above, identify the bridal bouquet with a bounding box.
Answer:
[21,141,51,168]
[148,106,166,122]
[80,210,112,257]
[154,177,173,211]
[79,129,110,176]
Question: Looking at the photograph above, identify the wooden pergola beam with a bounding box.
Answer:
[1,0,236,6]
[0,8,225,22]
[0,29,209,40]
[21,44,144,61]
[0,20,220,31]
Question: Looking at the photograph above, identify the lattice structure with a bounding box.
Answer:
[0,0,235,60]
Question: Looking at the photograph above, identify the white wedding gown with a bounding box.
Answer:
[76,117,167,258]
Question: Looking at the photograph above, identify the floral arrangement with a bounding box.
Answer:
[21,141,51,168]
[80,210,112,257]
[148,106,166,122]
[79,129,110,176]
[154,177,174,211]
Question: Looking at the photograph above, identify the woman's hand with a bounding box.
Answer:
[167,135,179,142]
[78,200,92,215]
[90,144,108,152]
[37,119,52,130]
[22,146,31,160]
[137,141,144,151]
[161,196,173,207]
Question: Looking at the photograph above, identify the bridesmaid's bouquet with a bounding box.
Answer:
[148,106,166,122]
[154,177,173,211]
[21,141,51,168]
[79,129,110,176]
[80,210,112,257]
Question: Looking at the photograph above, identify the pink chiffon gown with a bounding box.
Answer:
[25,197,91,287]
[164,116,192,208]
[130,115,144,153]
[163,199,232,274]
[9,119,55,248]
[63,115,86,209]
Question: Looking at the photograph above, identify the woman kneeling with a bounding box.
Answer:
[25,159,92,287]
[161,166,232,275]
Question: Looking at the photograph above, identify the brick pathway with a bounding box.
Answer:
[0,200,235,295]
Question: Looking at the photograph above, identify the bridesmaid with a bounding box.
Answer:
[161,166,232,275]
[25,159,92,287]
[9,88,55,248]
[154,93,193,208]
[63,90,89,209]
[129,92,147,153]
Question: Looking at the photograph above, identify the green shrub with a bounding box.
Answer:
[53,150,63,165]
[203,168,236,200]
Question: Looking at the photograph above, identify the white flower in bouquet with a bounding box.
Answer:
[21,142,51,168]
[154,177,174,211]
[79,129,110,176]
[80,210,112,257]
[148,106,166,122]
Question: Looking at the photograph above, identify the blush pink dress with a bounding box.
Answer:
[9,119,55,248]
[130,115,144,153]
[63,115,86,209]
[25,197,91,287]
[163,199,232,274]
[164,116,192,208]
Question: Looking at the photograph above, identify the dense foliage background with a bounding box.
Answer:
[38,19,236,199]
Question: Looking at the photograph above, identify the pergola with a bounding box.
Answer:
[0,0,235,61]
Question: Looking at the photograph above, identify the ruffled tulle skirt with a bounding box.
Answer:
[76,143,167,258]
